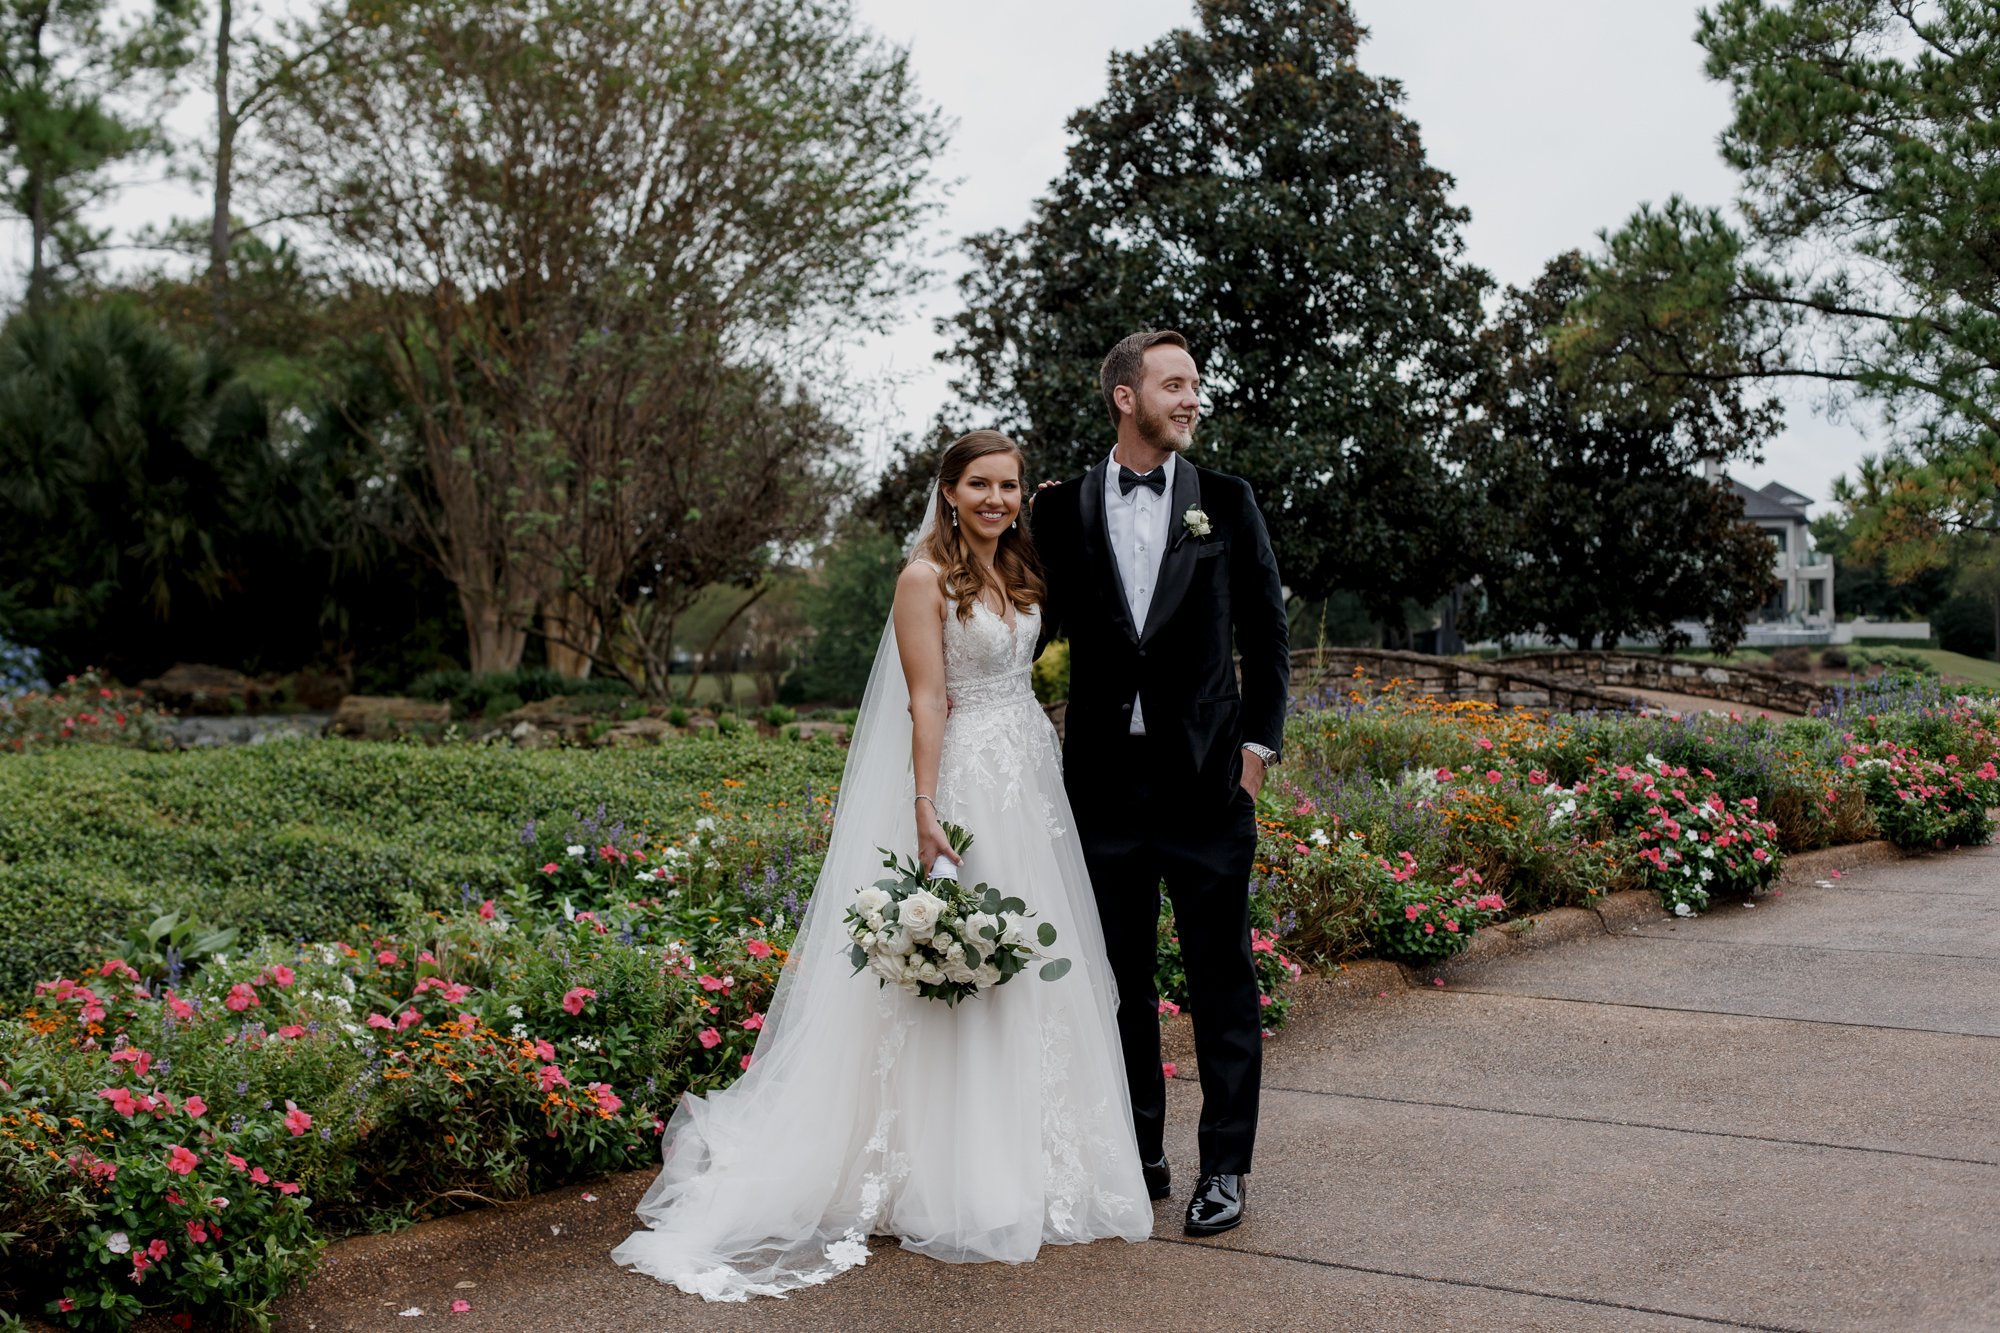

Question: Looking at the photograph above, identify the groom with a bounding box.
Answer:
[1033,329,1289,1237]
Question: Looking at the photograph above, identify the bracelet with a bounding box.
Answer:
[915,794,937,810]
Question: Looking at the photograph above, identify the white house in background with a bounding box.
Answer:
[1727,476,1835,630]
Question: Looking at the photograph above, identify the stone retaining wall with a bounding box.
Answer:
[1289,648,1640,714]
[1503,651,1831,715]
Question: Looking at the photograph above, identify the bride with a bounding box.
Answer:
[612,430,1151,1300]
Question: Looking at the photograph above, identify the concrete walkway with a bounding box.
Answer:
[275,844,2000,1332]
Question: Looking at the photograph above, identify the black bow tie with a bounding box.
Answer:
[1118,465,1166,497]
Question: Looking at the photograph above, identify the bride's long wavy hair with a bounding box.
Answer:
[917,430,1047,623]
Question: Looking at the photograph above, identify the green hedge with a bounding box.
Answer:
[0,737,848,996]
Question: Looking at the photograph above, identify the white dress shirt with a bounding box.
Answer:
[1105,450,1175,734]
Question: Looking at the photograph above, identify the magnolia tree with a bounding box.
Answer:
[261,0,945,677]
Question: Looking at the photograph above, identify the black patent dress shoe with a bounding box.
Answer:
[1141,1158,1171,1202]
[1183,1173,1245,1237]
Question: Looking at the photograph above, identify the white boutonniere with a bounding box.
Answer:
[1182,506,1212,538]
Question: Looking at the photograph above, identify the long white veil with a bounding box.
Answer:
[614,505,934,1292]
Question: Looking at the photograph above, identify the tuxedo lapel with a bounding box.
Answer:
[1139,459,1202,645]
[1079,460,1140,645]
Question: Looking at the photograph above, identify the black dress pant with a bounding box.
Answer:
[1075,733,1262,1176]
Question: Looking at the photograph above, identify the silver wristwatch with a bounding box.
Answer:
[1242,742,1278,767]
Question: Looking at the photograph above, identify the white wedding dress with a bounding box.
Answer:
[612,584,1151,1301]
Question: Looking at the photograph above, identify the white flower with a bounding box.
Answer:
[565,844,586,859]
[853,886,892,918]
[963,911,999,956]
[867,952,904,984]
[972,962,1002,989]
[1183,506,1212,537]
[998,918,1028,949]
[105,1231,131,1255]
[694,816,716,832]
[943,958,977,985]
[1673,902,1693,917]
[898,889,947,942]
[878,927,914,958]
[825,1236,869,1269]
[511,1023,529,1039]
[1309,828,1331,847]
[505,1004,524,1020]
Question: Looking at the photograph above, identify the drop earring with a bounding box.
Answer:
[950,507,960,529]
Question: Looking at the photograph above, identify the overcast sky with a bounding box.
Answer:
[26,0,1875,508]
[849,0,1876,509]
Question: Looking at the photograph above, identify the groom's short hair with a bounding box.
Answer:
[1101,329,1190,429]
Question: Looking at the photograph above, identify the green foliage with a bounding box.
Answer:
[920,0,1490,630]
[1030,639,1069,706]
[404,669,632,720]
[0,738,847,997]
[784,521,904,706]
[1578,3,2000,576]
[1461,254,1778,653]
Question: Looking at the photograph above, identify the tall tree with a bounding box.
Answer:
[1463,254,1778,652]
[924,0,1490,637]
[262,0,944,674]
[1573,1,2000,573]
[0,0,193,307]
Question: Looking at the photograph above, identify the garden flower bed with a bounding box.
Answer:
[3,670,1996,1326]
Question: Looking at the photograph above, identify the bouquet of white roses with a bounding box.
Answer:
[845,822,1070,1005]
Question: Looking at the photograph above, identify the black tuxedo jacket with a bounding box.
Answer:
[1033,457,1289,813]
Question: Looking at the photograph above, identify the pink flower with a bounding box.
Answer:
[541,862,560,875]
[98,1087,138,1117]
[186,1219,210,1244]
[365,1012,394,1030]
[224,983,260,1012]
[166,1145,200,1176]
[1476,737,1494,750]
[283,1101,313,1136]
[1403,904,1423,921]
[745,939,773,959]
[418,950,438,964]
[439,981,472,1003]
[480,899,498,919]
[1161,1061,1178,1078]
[1435,767,1454,781]
[183,1095,208,1119]
[539,1064,569,1092]
[110,1047,153,1077]
[375,950,399,966]
[267,964,296,988]
[741,1053,754,1071]
[586,1082,623,1116]
[1423,923,1435,935]
[1442,919,1460,933]
[1259,993,1273,1006]
[1485,770,1502,784]
[561,986,596,1016]
[452,1300,472,1314]
[147,1238,169,1261]
[277,1024,307,1039]
[59,1299,75,1312]
[698,1027,722,1049]
[249,1165,273,1186]
[276,1180,301,1195]
[533,1037,557,1062]
[1156,999,1181,1017]
[225,1152,248,1172]
[741,1013,765,1030]
[697,974,728,992]
[165,990,196,1021]
[397,1009,423,1032]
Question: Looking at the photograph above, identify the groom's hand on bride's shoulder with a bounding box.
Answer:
[1028,478,1059,510]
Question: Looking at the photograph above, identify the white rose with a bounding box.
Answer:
[998,918,1028,949]
[899,889,947,942]
[963,912,999,955]
[853,887,891,918]
[879,927,913,957]
[916,962,945,985]
[972,962,1002,989]
[943,958,977,985]
[868,952,904,984]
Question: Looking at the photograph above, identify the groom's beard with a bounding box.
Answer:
[1135,397,1194,453]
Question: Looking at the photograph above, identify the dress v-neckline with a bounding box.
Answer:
[970,596,1021,638]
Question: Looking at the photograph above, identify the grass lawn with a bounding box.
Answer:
[1904,648,2000,687]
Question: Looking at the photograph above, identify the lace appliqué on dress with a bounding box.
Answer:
[937,602,1064,838]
